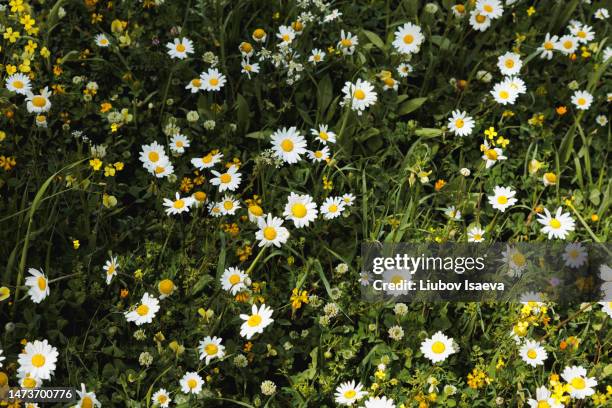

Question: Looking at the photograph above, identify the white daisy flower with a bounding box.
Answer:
[476,0,504,19]
[504,76,526,95]
[139,141,169,171]
[185,77,204,93]
[392,23,424,54]
[247,203,265,223]
[25,268,49,303]
[596,114,608,126]
[594,8,609,20]
[220,267,248,295]
[562,243,587,268]
[501,245,528,276]
[150,158,175,179]
[571,90,593,110]
[239,303,274,339]
[103,256,119,285]
[556,35,578,55]
[256,214,289,247]
[561,366,597,399]
[238,41,254,58]
[538,33,558,60]
[324,9,342,23]
[198,336,225,365]
[170,134,190,154]
[469,11,491,31]
[5,73,32,95]
[444,206,461,221]
[252,28,267,43]
[166,37,194,59]
[210,165,242,192]
[157,279,176,299]
[338,30,358,55]
[342,193,356,206]
[308,48,325,64]
[17,339,59,381]
[219,195,241,215]
[208,201,223,217]
[270,126,307,164]
[447,110,475,137]
[125,292,160,325]
[241,60,260,78]
[481,140,507,168]
[334,380,367,406]
[420,331,457,363]
[25,87,52,113]
[191,150,223,169]
[163,192,194,216]
[310,124,336,144]
[277,25,295,47]
[18,371,42,389]
[363,396,396,408]
[320,196,345,220]
[491,81,518,105]
[570,23,595,44]
[180,372,203,394]
[283,192,318,228]
[151,388,171,408]
[488,186,517,212]
[452,4,467,17]
[537,207,575,240]
[191,190,208,207]
[467,226,485,242]
[307,147,330,162]
[76,383,101,408]
[397,63,413,78]
[527,386,563,408]
[94,33,110,47]
[200,68,227,92]
[341,79,378,115]
[519,340,547,367]
[382,268,412,296]
[497,52,522,76]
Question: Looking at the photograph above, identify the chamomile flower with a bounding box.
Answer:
[208,201,223,217]
[25,87,52,113]
[420,331,457,363]
[140,141,168,171]
[180,372,203,394]
[452,4,467,17]
[497,52,522,76]
[18,372,42,389]
[571,90,593,110]
[198,336,225,365]
[341,79,377,115]
[320,196,345,220]
[17,340,58,381]
[283,192,318,228]
[538,33,558,60]
[191,150,223,169]
[324,9,342,23]
[308,48,325,64]
[334,380,367,406]
[157,279,176,299]
[562,243,587,268]
[25,268,49,303]
[219,195,241,215]
[342,193,356,206]
[476,0,503,18]
[270,126,307,164]
[556,35,578,55]
[76,384,101,408]
[5,73,32,95]
[594,8,609,20]
[537,207,575,240]
[396,63,413,78]
[221,267,249,295]
[170,134,190,154]
[519,340,547,367]
[256,214,289,247]
[277,25,295,47]
[125,293,159,325]
[200,68,227,91]
[527,386,563,408]
[502,245,528,276]
[596,114,608,126]
[185,77,204,93]
[103,256,119,285]
[469,11,491,31]
[308,147,330,162]
[241,60,260,78]
[447,110,475,137]
[252,28,267,42]
[94,33,110,47]
[151,159,174,178]
[382,76,398,91]
[364,396,396,408]
[239,303,274,339]
[152,389,171,407]
[570,23,594,44]
[504,76,526,95]
[488,186,517,212]
[467,226,485,242]
[238,41,254,58]
[166,37,194,59]
[382,268,412,296]
[561,366,597,399]
[444,206,462,221]
[163,192,194,216]
[491,81,518,105]
[338,30,358,55]
[392,23,424,54]
[481,140,507,168]
[247,203,265,222]
[310,124,336,144]
[210,165,242,192]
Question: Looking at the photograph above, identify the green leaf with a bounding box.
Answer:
[317,75,333,114]
[362,30,385,50]
[398,97,427,116]
[415,128,443,138]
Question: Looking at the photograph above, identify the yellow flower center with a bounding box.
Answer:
[341,39,352,47]
[148,151,160,162]
[314,151,323,158]
[23,377,37,388]
[475,14,486,23]
[544,173,556,183]
[154,166,166,174]
[282,34,290,42]
[344,390,357,399]
[210,78,219,86]
[455,4,465,13]
[484,4,493,12]
[247,314,262,327]
[563,40,573,49]
[505,59,515,68]
[329,204,338,213]
[100,39,108,45]
[473,234,482,241]
[32,96,46,108]
[223,200,234,210]
[37,276,47,290]
[512,252,526,266]
[499,90,509,99]
[544,41,554,50]
[568,249,579,259]
[263,227,277,240]
[191,78,202,87]
[158,395,168,403]
[31,353,46,367]
[205,343,218,356]
[291,203,307,218]
[229,274,241,285]
[549,218,561,229]
[319,131,328,140]
[314,54,321,61]
[403,34,414,44]
[354,89,366,100]
[383,77,395,87]
[432,341,446,354]
[485,149,498,160]
[158,279,174,294]
[194,191,206,201]
[281,139,294,152]
[176,140,184,148]
[249,205,263,216]
[136,304,149,316]
[497,196,508,205]
[240,42,253,53]
[253,29,265,39]
[537,401,550,408]
[577,31,586,38]
[527,349,537,359]
[220,173,232,184]
[173,199,185,209]
[13,80,24,89]
[391,275,403,284]
[577,97,586,105]
[82,396,93,408]
[107,265,115,275]
[187,379,197,389]
[455,118,464,128]
[570,377,585,390]
[176,44,186,52]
